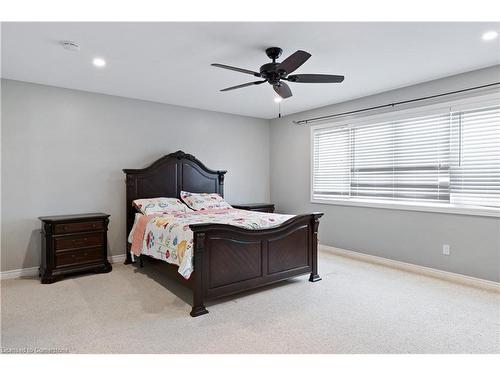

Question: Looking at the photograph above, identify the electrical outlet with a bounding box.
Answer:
[442,244,450,256]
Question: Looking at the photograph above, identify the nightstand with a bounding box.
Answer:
[232,203,275,213]
[39,213,112,284]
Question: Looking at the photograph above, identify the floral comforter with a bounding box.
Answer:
[129,208,294,279]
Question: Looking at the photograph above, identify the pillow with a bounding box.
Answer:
[132,197,189,215]
[180,191,232,211]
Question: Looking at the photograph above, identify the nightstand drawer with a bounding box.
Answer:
[55,247,103,268]
[54,220,104,234]
[54,233,104,251]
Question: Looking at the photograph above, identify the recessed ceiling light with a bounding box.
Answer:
[274,97,282,103]
[482,31,498,41]
[92,57,106,68]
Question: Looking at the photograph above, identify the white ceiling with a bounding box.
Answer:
[2,22,499,119]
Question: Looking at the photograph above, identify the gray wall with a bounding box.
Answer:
[270,65,500,282]
[1,79,270,271]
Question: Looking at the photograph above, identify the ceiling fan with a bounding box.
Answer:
[211,47,344,99]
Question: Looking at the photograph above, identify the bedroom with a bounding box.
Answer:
[1,0,499,372]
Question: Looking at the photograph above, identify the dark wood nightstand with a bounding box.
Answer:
[232,203,275,213]
[39,213,112,284]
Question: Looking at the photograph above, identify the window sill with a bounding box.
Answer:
[310,198,500,218]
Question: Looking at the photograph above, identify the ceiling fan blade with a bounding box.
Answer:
[273,82,292,99]
[278,50,311,74]
[211,63,261,77]
[286,74,345,83]
[220,80,266,92]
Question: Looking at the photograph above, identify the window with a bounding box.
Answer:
[311,98,500,216]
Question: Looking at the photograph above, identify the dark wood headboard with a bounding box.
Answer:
[123,150,227,262]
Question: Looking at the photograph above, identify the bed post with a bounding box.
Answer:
[190,232,209,317]
[124,174,135,265]
[217,171,226,197]
[309,213,322,282]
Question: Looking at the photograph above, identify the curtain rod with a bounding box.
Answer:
[292,81,500,125]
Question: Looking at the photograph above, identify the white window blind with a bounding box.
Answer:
[450,106,500,208]
[312,128,351,199]
[312,102,500,212]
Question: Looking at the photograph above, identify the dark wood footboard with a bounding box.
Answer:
[188,213,323,317]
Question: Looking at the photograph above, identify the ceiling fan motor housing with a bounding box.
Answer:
[260,62,286,84]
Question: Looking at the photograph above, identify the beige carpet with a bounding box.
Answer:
[1,248,499,353]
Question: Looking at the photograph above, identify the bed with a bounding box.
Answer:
[123,150,323,317]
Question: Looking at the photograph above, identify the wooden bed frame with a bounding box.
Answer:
[123,150,323,317]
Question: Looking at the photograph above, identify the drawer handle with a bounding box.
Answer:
[72,238,88,246]
[63,226,69,231]
[71,252,88,259]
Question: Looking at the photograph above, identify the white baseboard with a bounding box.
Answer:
[321,244,500,293]
[0,266,39,280]
[109,254,126,264]
[1,254,127,280]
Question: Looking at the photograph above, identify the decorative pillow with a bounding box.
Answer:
[180,191,232,211]
[132,197,189,215]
